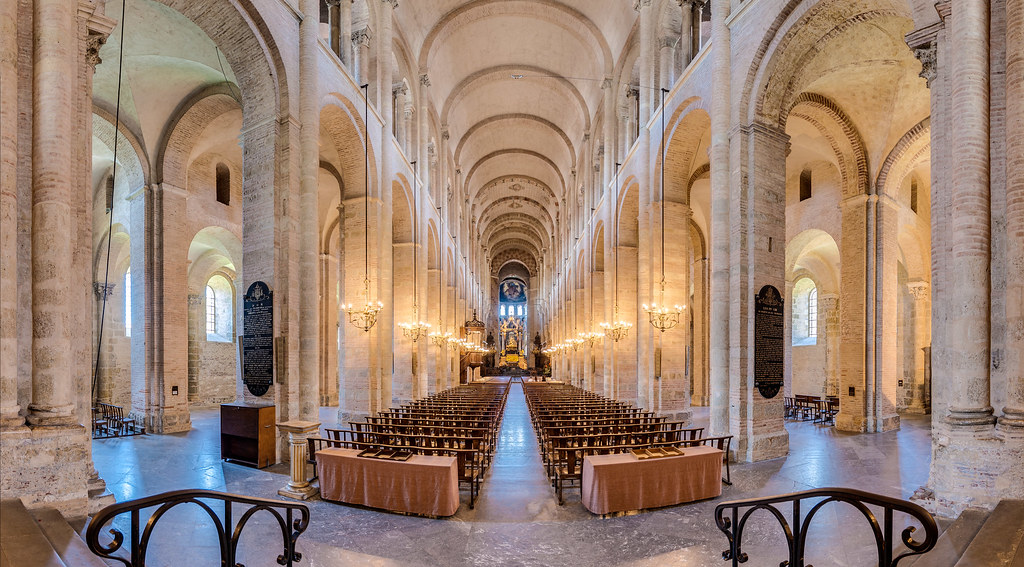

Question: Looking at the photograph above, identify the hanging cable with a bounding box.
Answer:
[91,0,128,405]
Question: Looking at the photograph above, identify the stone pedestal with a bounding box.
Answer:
[276,421,320,501]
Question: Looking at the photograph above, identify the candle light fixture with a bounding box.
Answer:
[643,88,684,332]
[342,84,384,332]
[398,160,431,340]
[600,163,633,341]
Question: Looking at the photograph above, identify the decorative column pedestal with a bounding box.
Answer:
[276,421,320,501]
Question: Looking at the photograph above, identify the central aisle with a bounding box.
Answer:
[464,380,588,522]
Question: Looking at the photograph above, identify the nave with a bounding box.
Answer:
[91,380,932,566]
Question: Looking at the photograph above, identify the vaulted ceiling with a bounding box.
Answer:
[393,0,638,278]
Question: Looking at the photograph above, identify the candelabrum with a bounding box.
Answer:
[642,302,684,332]
[342,280,384,332]
[600,310,633,342]
[580,331,603,345]
[398,305,431,341]
[428,330,448,348]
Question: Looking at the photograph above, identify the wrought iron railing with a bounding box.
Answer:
[85,489,310,567]
[714,487,938,567]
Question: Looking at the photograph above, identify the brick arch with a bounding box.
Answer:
[875,117,930,199]
[320,97,379,201]
[92,107,151,192]
[788,92,870,198]
[662,103,711,205]
[157,87,241,188]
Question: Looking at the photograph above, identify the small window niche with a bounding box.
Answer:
[215,163,231,205]
[799,168,812,201]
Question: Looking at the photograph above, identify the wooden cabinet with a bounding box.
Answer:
[220,403,275,468]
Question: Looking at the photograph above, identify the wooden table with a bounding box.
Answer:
[580,446,723,515]
[316,447,460,517]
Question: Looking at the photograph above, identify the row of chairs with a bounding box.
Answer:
[524,381,733,505]
[92,402,144,438]
[784,395,839,424]
[307,382,509,508]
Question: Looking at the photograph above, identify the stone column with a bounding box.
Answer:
[0,0,20,430]
[678,0,694,71]
[708,0,731,437]
[1001,0,1024,430]
[402,100,414,159]
[276,421,320,500]
[392,242,415,405]
[327,0,342,58]
[27,0,78,426]
[946,0,994,428]
[393,82,408,150]
[692,255,709,406]
[659,37,675,91]
[783,280,794,399]
[905,283,930,414]
[187,293,202,403]
[636,0,656,123]
[658,201,692,422]
[729,122,790,461]
[92,283,118,404]
[819,294,840,397]
[298,0,321,422]
[341,0,353,69]
[602,78,615,190]
[351,27,372,87]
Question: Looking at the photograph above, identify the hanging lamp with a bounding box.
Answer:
[342,84,384,332]
[398,160,431,340]
[600,163,633,341]
[643,88,684,332]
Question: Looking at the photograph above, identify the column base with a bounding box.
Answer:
[946,406,996,428]
[26,403,76,427]
[998,407,1024,430]
[658,410,693,424]
[87,472,116,514]
[0,415,27,430]
[278,484,319,501]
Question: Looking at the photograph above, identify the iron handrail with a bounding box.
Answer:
[85,488,310,567]
[714,487,938,567]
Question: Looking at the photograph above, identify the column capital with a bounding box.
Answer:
[351,27,373,47]
[907,280,930,301]
[93,282,116,300]
[601,77,613,89]
[419,73,431,87]
[392,81,408,96]
[633,0,652,11]
[187,293,203,307]
[381,0,398,8]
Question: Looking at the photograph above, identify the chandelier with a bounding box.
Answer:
[580,331,602,345]
[398,160,430,341]
[343,279,384,332]
[643,297,684,333]
[600,315,633,342]
[567,337,584,351]
[645,88,685,333]
[429,330,450,348]
[344,83,384,332]
[600,163,632,342]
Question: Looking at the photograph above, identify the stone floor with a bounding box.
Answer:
[92,383,938,566]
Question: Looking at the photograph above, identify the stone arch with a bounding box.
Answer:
[155,84,241,186]
[320,96,379,201]
[662,103,711,205]
[788,92,869,198]
[875,117,931,199]
[454,114,576,169]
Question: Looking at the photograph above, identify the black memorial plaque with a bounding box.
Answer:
[242,281,274,397]
[754,284,785,399]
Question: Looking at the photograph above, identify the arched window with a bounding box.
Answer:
[215,163,230,205]
[792,278,818,346]
[205,274,234,342]
[808,287,818,338]
[800,168,812,201]
[124,268,132,337]
[206,286,217,334]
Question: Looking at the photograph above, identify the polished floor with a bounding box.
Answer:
[92,383,937,566]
